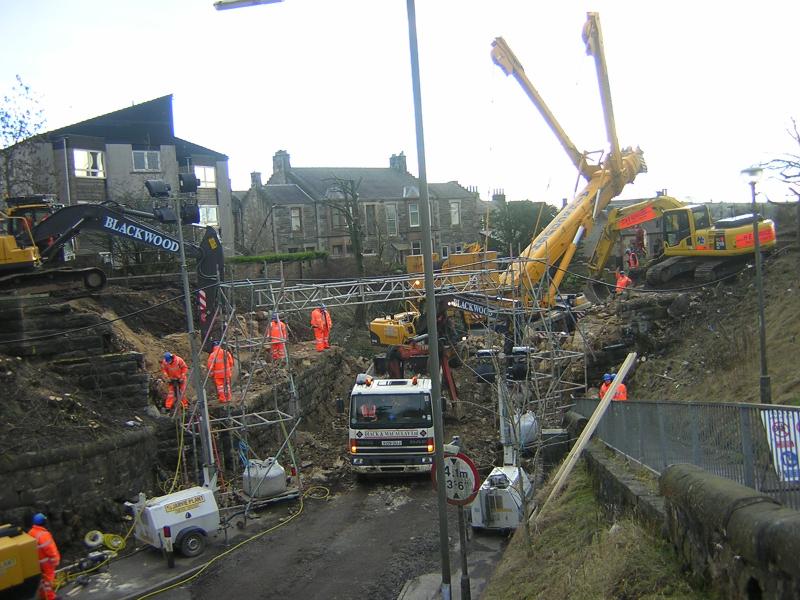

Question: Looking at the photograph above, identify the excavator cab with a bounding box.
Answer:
[661,205,710,251]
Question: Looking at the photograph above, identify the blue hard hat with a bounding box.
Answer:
[32,513,46,525]
[603,373,613,382]
[320,303,326,309]
[212,340,220,346]
[164,352,173,362]
[271,313,279,321]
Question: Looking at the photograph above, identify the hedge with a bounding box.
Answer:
[227,250,328,265]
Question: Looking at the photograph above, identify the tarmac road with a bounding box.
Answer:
[186,477,448,600]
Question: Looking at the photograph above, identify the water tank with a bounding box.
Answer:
[242,458,287,498]
[509,411,540,449]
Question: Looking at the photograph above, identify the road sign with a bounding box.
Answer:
[433,452,480,506]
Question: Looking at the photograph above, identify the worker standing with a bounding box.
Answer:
[615,270,633,294]
[161,352,189,410]
[269,313,289,361]
[627,247,640,270]
[28,513,60,600]
[207,340,235,403]
[310,303,332,352]
[599,373,628,401]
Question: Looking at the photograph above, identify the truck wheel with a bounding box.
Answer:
[179,531,206,557]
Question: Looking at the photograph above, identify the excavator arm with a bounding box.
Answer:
[587,195,686,276]
[27,203,224,343]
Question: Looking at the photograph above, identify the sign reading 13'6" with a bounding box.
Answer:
[433,452,480,506]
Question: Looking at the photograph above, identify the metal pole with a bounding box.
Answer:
[457,505,471,600]
[405,1,451,597]
[750,181,771,404]
[175,194,217,489]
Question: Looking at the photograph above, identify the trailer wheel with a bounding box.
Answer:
[179,531,206,557]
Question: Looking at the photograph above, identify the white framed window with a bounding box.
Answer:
[73,149,105,178]
[411,241,422,255]
[199,205,218,228]
[386,203,398,236]
[441,244,449,258]
[409,202,420,228]
[194,165,216,189]
[450,200,461,226]
[132,150,161,172]
[455,243,463,254]
[290,207,302,232]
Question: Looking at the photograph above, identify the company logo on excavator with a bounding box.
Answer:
[102,216,180,252]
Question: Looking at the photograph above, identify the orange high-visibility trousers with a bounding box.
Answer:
[165,379,188,409]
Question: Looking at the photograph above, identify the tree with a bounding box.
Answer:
[0,76,49,196]
[322,176,366,323]
[764,118,800,245]
[488,199,558,256]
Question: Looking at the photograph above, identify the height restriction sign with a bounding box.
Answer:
[433,452,480,506]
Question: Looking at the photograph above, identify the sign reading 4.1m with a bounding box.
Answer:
[434,453,480,506]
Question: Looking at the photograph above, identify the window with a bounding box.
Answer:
[199,205,218,228]
[441,244,449,258]
[409,202,420,228]
[365,204,377,235]
[332,244,343,257]
[290,207,302,232]
[331,207,348,229]
[411,241,422,255]
[305,245,316,252]
[455,243,463,254]
[194,165,216,189]
[73,150,105,178]
[288,247,299,253]
[450,200,461,226]
[132,150,160,171]
[386,203,398,236]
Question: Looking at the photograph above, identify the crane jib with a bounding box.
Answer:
[102,216,180,252]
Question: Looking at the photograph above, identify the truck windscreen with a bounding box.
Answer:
[351,393,432,428]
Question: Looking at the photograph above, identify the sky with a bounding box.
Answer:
[1,0,798,207]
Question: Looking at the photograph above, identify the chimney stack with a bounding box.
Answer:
[250,172,262,188]
[491,189,506,204]
[272,150,291,183]
[390,152,407,173]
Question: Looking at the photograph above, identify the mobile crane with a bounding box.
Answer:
[1,194,224,344]
[588,194,776,284]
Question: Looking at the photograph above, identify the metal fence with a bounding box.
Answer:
[575,398,800,511]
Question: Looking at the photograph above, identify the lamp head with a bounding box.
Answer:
[740,166,763,186]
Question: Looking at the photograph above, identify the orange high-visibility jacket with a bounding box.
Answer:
[600,381,628,401]
[615,274,632,294]
[270,320,288,344]
[310,308,332,331]
[207,346,234,378]
[28,525,60,569]
[161,355,188,382]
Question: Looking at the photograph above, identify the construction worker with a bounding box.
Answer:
[207,340,235,403]
[599,373,628,401]
[161,351,189,410]
[627,246,640,270]
[310,303,332,352]
[615,270,633,294]
[28,513,60,600]
[269,313,288,361]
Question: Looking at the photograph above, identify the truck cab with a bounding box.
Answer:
[348,374,436,475]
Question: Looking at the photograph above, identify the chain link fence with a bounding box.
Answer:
[575,398,800,510]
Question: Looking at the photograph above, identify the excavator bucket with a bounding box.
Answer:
[583,280,610,305]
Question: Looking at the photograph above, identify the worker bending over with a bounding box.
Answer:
[599,373,628,401]
[269,313,288,361]
[207,340,235,403]
[161,351,189,410]
[310,303,332,352]
[28,513,60,600]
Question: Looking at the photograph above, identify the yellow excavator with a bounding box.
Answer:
[370,13,642,346]
[588,194,776,284]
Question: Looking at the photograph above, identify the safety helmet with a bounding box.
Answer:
[619,270,626,276]
[32,513,47,526]
[212,340,220,346]
[602,373,613,382]
[271,313,279,321]
[164,352,173,362]
[320,303,326,309]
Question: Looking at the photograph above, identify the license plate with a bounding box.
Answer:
[381,440,402,446]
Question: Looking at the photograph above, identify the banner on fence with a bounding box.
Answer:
[760,409,800,482]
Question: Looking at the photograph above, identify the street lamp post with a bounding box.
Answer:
[741,166,771,404]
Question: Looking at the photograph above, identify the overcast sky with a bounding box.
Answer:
[1,0,797,206]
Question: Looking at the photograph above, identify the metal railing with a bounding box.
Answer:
[575,398,800,510]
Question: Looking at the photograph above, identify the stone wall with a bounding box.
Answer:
[50,352,149,409]
[661,464,800,600]
[0,428,158,550]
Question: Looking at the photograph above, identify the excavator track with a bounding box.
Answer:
[0,267,107,294]
[645,256,701,286]
[646,256,751,286]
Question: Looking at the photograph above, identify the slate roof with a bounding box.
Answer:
[174,137,228,161]
[278,167,421,201]
[429,182,477,200]
[232,184,315,206]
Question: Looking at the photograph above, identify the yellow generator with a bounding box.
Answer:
[0,524,40,597]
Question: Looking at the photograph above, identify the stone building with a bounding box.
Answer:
[0,95,234,255]
[232,150,483,263]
